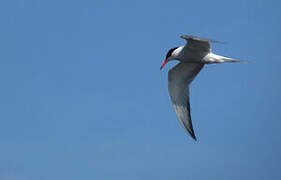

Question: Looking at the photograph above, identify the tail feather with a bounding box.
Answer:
[220,57,248,63]
[205,53,247,63]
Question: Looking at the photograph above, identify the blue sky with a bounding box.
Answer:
[0,0,280,179]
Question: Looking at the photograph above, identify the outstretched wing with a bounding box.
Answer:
[168,62,204,140]
[181,35,220,53]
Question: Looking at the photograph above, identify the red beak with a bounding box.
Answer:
[160,59,169,70]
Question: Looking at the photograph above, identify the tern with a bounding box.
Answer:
[161,35,246,141]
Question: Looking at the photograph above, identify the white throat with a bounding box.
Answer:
[171,46,184,60]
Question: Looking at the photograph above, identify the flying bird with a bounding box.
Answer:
[161,35,246,141]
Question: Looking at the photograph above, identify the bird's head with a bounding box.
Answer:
[160,47,179,70]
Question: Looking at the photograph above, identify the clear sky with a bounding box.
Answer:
[0,0,280,179]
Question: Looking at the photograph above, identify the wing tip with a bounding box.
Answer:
[180,34,221,43]
[188,129,197,141]
[192,135,197,141]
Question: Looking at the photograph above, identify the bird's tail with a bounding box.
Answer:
[204,53,248,63]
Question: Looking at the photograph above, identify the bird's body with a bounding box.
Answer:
[161,35,246,141]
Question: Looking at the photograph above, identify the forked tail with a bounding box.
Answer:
[204,53,247,63]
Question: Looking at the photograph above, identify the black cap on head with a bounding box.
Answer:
[165,47,178,60]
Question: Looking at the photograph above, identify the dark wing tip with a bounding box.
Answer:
[183,115,197,141]
[180,35,195,40]
[187,128,197,141]
[186,101,197,141]
[180,34,221,43]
